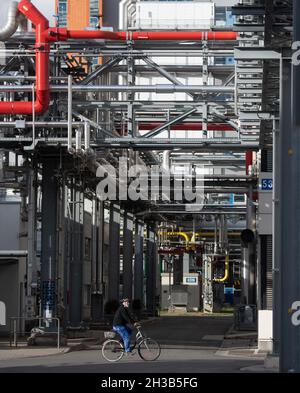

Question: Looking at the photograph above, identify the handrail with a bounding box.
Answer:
[9,316,60,350]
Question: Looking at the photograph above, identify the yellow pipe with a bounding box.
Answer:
[166,232,190,245]
[214,253,229,283]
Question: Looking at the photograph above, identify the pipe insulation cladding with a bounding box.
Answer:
[0,0,237,116]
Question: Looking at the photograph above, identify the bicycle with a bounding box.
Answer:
[101,323,161,362]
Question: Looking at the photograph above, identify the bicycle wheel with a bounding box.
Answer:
[138,338,161,361]
[102,339,124,362]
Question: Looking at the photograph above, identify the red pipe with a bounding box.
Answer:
[0,0,237,115]
[138,123,234,131]
[61,30,237,41]
[0,0,50,114]
[245,151,253,175]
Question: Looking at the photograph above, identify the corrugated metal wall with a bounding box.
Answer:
[260,234,273,310]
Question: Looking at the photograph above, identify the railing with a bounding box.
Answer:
[9,317,61,350]
[134,19,214,30]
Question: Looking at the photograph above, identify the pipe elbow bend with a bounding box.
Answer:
[34,92,50,114]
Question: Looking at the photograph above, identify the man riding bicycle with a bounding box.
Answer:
[112,298,138,354]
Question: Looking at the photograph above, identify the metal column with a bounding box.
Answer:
[279,30,300,371]
[146,226,157,315]
[68,183,84,327]
[26,166,37,298]
[91,197,97,319]
[57,172,66,326]
[40,159,58,325]
[127,54,135,136]
[91,198,104,321]
[107,204,120,301]
[273,117,280,354]
[123,212,134,299]
[242,185,256,304]
[98,201,105,316]
[134,220,144,304]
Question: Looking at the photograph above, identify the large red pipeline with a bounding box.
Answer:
[0,0,237,115]
[59,30,237,41]
[138,123,234,131]
[0,0,50,114]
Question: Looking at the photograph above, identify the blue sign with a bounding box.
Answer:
[261,178,273,190]
[186,277,197,283]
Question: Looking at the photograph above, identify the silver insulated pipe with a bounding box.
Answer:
[0,1,21,42]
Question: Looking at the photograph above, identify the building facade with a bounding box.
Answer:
[55,0,103,29]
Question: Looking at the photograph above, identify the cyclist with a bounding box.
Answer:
[112,298,138,354]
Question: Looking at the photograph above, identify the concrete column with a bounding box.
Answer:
[107,204,120,301]
[134,220,144,303]
[146,226,157,315]
[123,212,134,299]
[41,159,58,325]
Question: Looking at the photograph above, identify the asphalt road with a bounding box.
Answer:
[0,315,267,373]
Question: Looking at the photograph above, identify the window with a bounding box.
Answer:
[58,0,67,27]
[90,0,99,17]
[90,16,99,29]
[58,3,66,13]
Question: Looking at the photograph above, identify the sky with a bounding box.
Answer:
[0,0,56,28]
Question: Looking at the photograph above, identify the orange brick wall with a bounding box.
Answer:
[67,0,90,29]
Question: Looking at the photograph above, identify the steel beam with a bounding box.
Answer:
[79,56,122,85]
[0,137,258,151]
[143,108,198,138]
[0,84,235,93]
[142,56,196,100]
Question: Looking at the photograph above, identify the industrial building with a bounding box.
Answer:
[0,0,299,373]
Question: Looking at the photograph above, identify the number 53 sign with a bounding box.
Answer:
[261,178,273,191]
